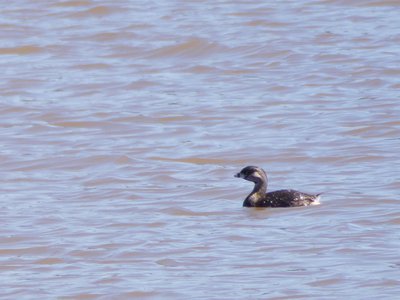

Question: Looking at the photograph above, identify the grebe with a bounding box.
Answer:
[235,166,321,207]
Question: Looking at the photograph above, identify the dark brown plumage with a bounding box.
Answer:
[235,166,321,207]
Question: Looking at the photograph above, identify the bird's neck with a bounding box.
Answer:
[245,177,267,206]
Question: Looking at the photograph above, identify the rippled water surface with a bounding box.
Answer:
[1,0,400,299]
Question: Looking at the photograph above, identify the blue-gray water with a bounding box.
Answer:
[1,0,400,299]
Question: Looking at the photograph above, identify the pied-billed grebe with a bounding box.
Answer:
[235,166,321,207]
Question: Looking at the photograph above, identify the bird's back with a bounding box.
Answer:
[245,189,320,207]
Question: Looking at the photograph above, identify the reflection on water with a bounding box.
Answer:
[1,0,400,298]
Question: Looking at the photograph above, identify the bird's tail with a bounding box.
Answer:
[310,193,322,205]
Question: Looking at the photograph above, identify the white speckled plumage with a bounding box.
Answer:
[235,166,321,208]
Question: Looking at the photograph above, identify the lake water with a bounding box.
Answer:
[1,0,400,299]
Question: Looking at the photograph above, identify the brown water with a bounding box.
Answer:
[1,0,400,299]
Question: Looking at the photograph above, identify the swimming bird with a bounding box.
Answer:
[234,166,320,207]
